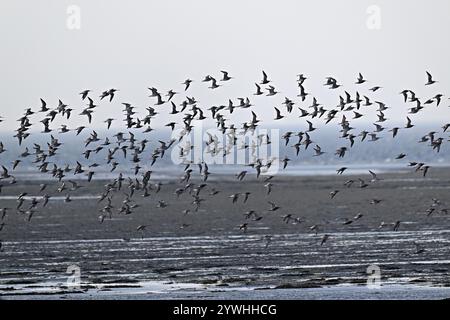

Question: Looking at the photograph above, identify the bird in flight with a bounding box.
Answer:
[0,69,446,274]
[425,71,436,85]
[183,79,193,91]
[356,73,366,84]
[260,70,270,84]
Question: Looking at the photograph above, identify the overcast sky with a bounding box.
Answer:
[1,0,449,132]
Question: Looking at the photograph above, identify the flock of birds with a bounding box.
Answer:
[0,70,449,250]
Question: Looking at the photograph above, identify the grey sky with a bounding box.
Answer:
[1,0,449,132]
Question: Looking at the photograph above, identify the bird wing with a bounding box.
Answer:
[274,107,281,117]
[252,111,257,122]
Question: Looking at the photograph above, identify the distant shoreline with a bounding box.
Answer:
[4,162,450,181]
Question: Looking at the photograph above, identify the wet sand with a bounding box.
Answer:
[0,167,450,299]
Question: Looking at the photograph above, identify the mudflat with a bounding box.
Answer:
[0,167,449,298]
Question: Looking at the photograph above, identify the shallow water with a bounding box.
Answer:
[1,229,450,299]
[1,170,450,300]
